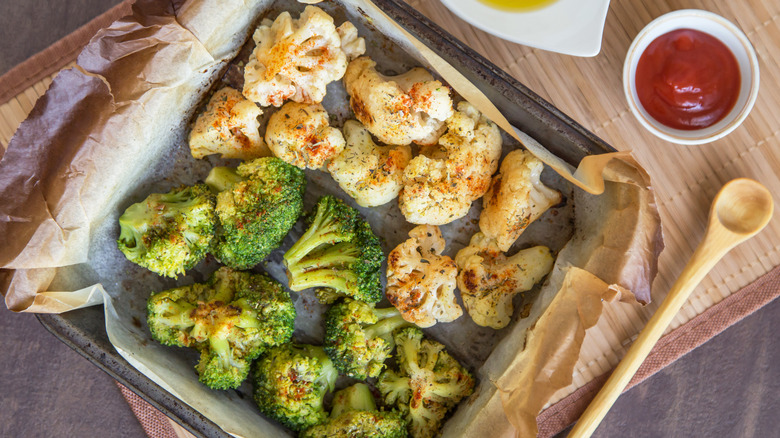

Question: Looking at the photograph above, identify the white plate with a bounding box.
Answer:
[440,0,611,57]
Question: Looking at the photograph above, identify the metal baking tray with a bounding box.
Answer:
[37,0,616,436]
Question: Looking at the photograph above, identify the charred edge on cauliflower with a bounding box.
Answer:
[301,383,408,438]
[283,195,383,303]
[324,298,411,379]
[147,267,296,390]
[251,343,338,432]
[117,183,216,279]
[456,233,554,329]
[378,327,474,438]
[206,157,306,270]
[385,225,462,327]
[188,87,268,160]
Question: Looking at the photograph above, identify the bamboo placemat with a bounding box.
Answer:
[2,0,779,437]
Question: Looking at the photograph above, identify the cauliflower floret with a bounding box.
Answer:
[327,120,412,207]
[264,102,345,170]
[435,102,503,195]
[399,101,502,225]
[243,6,365,107]
[455,232,554,329]
[188,87,269,160]
[336,22,365,61]
[398,155,472,225]
[344,56,454,146]
[386,225,462,328]
[480,149,562,252]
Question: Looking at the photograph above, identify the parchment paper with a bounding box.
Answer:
[0,0,663,436]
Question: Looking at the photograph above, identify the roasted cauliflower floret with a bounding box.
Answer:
[399,102,502,225]
[480,149,562,252]
[327,120,412,207]
[455,232,554,329]
[243,6,365,107]
[336,22,366,60]
[344,56,453,146]
[386,225,462,328]
[398,156,470,225]
[434,101,503,197]
[188,87,269,160]
[265,102,345,169]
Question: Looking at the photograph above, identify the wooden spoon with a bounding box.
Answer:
[568,178,773,438]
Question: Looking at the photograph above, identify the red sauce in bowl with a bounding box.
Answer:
[635,28,741,130]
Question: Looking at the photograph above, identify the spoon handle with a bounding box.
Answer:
[568,226,739,438]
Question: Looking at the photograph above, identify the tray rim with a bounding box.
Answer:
[37,1,619,437]
[381,0,617,158]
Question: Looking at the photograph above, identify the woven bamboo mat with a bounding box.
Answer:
[2,0,779,437]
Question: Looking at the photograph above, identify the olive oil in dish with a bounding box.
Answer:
[478,0,558,11]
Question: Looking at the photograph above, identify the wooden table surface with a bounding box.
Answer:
[1,1,778,437]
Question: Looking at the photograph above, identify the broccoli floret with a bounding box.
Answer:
[147,267,295,389]
[283,195,383,303]
[301,383,408,438]
[117,183,216,278]
[251,343,338,432]
[324,298,411,379]
[207,157,306,270]
[378,327,475,438]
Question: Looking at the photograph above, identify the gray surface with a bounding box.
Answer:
[0,0,124,76]
[559,296,780,438]
[1,1,778,438]
[0,306,146,437]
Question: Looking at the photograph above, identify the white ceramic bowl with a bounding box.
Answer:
[623,9,759,145]
[440,0,611,57]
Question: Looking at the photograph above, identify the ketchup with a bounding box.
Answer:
[635,29,740,130]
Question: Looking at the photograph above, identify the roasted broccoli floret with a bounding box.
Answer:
[251,343,338,432]
[283,195,383,303]
[206,157,306,270]
[147,267,295,389]
[301,383,408,438]
[117,183,216,278]
[378,327,475,438]
[324,298,411,379]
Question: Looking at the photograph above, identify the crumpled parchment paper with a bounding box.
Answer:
[0,0,663,436]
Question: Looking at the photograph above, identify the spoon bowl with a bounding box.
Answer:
[712,178,773,235]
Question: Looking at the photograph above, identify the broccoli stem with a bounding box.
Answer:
[288,243,360,275]
[158,301,196,329]
[427,380,471,400]
[117,201,159,249]
[205,166,245,193]
[235,307,262,329]
[211,278,236,303]
[398,337,422,374]
[330,383,377,418]
[189,321,210,342]
[419,343,441,370]
[379,371,411,405]
[288,269,357,295]
[374,306,402,320]
[284,206,352,265]
[209,332,233,368]
[364,314,409,342]
[319,360,339,394]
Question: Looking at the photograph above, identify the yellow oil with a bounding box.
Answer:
[478,0,558,12]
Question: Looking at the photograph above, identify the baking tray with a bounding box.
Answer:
[37,0,617,436]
